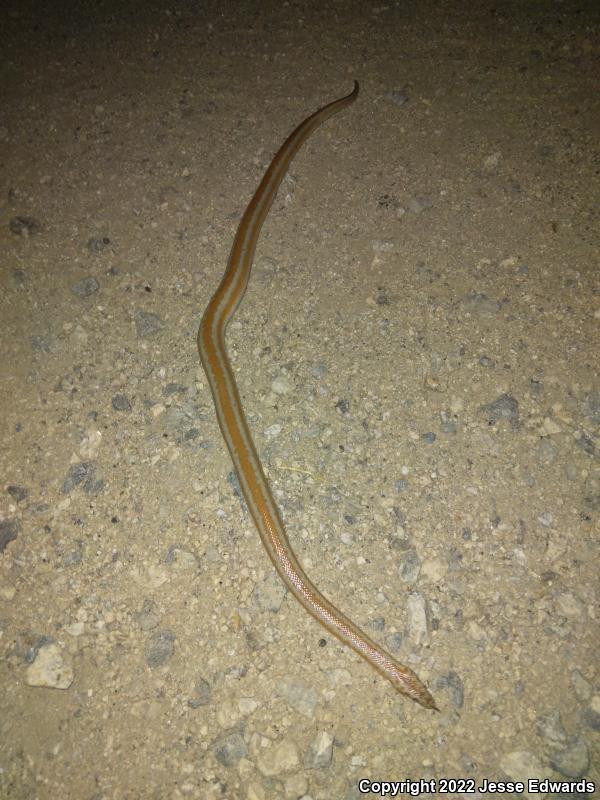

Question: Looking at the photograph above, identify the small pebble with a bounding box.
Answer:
[188,676,212,708]
[10,216,40,236]
[479,393,520,429]
[70,277,99,298]
[144,629,175,667]
[436,671,464,709]
[25,642,73,689]
[135,310,164,337]
[255,738,299,777]
[112,393,132,411]
[407,592,430,646]
[304,730,334,769]
[550,735,590,778]
[387,89,409,106]
[87,235,111,253]
[212,731,248,767]
[276,679,317,718]
[500,750,549,784]
[0,519,20,553]
[7,485,28,502]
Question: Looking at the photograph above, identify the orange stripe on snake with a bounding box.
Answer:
[197,82,437,710]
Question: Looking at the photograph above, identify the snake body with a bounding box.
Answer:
[198,82,437,710]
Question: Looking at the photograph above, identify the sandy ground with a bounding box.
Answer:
[1,1,599,798]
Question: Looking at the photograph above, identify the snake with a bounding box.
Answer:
[197,82,437,710]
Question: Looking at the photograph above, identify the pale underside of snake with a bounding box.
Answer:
[197,82,437,710]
